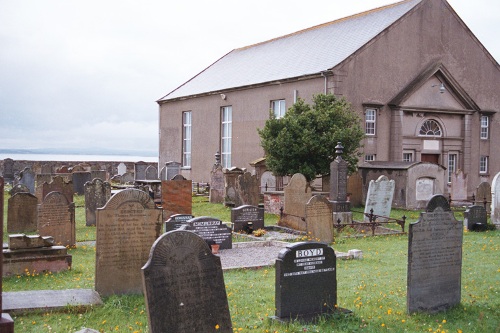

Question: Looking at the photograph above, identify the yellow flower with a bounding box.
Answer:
[402,319,406,323]
[215,324,220,330]
[381,323,385,327]
[442,319,446,323]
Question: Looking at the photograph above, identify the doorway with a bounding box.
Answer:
[421,154,439,164]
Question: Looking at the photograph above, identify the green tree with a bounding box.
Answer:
[258,93,364,182]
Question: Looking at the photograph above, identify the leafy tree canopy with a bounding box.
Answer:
[258,93,364,182]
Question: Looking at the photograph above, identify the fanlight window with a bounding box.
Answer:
[419,120,442,137]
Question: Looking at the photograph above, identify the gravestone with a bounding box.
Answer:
[209,152,224,203]
[9,184,30,196]
[274,241,339,321]
[41,164,52,174]
[37,191,76,247]
[330,143,352,223]
[185,217,232,250]
[164,161,181,181]
[7,192,38,233]
[72,171,91,195]
[347,172,363,207]
[363,175,395,222]
[90,170,107,182]
[95,189,162,296]
[231,205,264,233]
[121,171,135,184]
[3,158,15,183]
[55,165,70,173]
[450,170,468,202]
[260,171,276,193]
[84,178,111,226]
[416,177,435,202]
[145,165,158,180]
[18,167,35,194]
[164,214,194,232]
[36,173,53,186]
[280,173,311,231]
[407,194,463,313]
[142,230,232,333]
[464,205,488,231]
[234,171,259,206]
[475,181,491,212]
[490,172,500,228]
[134,161,148,180]
[0,176,16,331]
[161,175,192,219]
[223,167,244,206]
[36,175,73,204]
[117,162,127,176]
[306,195,334,243]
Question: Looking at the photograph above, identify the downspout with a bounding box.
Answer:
[320,70,333,94]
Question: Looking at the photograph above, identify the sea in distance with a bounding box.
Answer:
[0,153,158,163]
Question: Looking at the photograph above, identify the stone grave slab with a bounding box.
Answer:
[164,161,181,181]
[84,178,111,226]
[72,171,91,195]
[260,171,276,193]
[37,191,76,247]
[185,217,232,250]
[281,173,311,231]
[36,175,74,204]
[274,241,341,321]
[134,161,148,180]
[161,177,192,219]
[142,230,232,333]
[209,164,224,203]
[18,167,35,194]
[117,162,127,175]
[121,172,134,184]
[450,170,467,202]
[231,205,264,233]
[8,184,29,196]
[145,165,158,180]
[223,167,244,206]
[364,175,395,222]
[95,188,162,296]
[306,195,334,243]
[3,245,72,276]
[164,214,194,232]
[8,234,54,250]
[464,205,488,231]
[407,194,463,313]
[475,181,491,211]
[235,171,259,206]
[90,170,107,182]
[491,172,500,228]
[7,192,38,233]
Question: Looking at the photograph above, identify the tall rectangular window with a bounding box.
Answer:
[480,115,489,139]
[221,106,232,168]
[272,99,286,119]
[182,111,192,167]
[448,153,457,183]
[365,108,376,135]
[480,156,488,174]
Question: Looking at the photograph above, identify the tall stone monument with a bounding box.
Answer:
[491,172,500,229]
[329,142,352,223]
[209,152,224,203]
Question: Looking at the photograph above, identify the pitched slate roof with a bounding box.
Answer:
[160,0,422,101]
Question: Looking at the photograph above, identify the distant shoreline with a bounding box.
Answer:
[0,153,158,163]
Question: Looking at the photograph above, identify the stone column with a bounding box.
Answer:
[329,143,352,223]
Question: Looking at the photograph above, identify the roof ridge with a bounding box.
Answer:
[237,0,419,51]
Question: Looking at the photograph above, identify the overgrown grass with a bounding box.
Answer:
[2,190,499,332]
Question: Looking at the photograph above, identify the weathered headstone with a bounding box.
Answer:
[260,170,276,193]
[363,175,395,222]
[37,191,76,247]
[36,173,53,187]
[347,172,363,207]
[164,161,181,181]
[223,167,244,206]
[306,195,334,243]
[490,172,500,228]
[231,205,264,233]
[235,171,259,206]
[95,189,162,296]
[90,170,107,182]
[72,171,91,195]
[117,162,127,176]
[3,158,15,183]
[8,184,30,196]
[84,178,111,226]
[36,175,73,204]
[280,173,311,231]
[450,170,468,202]
[185,217,232,250]
[161,176,192,219]
[18,167,35,194]
[330,143,352,223]
[142,230,232,333]
[145,165,158,180]
[407,194,463,313]
[475,181,491,212]
[274,242,338,321]
[209,152,224,203]
[121,171,135,184]
[0,176,16,331]
[134,161,148,180]
[164,214,194,232]
[415,177,435,202]
[464,205,488,231]
[7,192,38,233]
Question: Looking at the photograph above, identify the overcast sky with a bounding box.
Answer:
[0,0,498,155]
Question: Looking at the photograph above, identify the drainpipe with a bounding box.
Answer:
[321,70,333,94]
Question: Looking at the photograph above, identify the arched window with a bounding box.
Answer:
[419,120,442,137]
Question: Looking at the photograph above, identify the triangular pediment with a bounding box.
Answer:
[389,62,479,111]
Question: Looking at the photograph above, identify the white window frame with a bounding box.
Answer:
[365,108,376,135]
[480,156,488,174]
[403,151,414,162]
[364,154,375,162]
[419,119,442,137]
[448,153,457,183]
[182,111,192,167]
[221,106,232,168]
[271,99,286,119]
[480,115,489,140]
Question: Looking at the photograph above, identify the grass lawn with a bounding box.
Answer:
[2,192,499,332]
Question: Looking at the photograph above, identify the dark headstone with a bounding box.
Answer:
[475,182,491,212]
[8,184,30,197]
[407,194,463,313]
[164,214,194,232]
[145,165,158,180]
[274,242,338,321]
[0,176,16,332]
[231,205,264,233]
[185,217,232,249]
[329,143,352,223]
[164,161,181,181]
[95,189,162,296]
[134,161,148,180]
[142,230,232,333]
[37,191,76,247]
[84,178,111,226]
[90,170,107,182]
[3,158,15,183]
[7,192,38,233]
[72,171,91,195]
[464,205,488,231]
